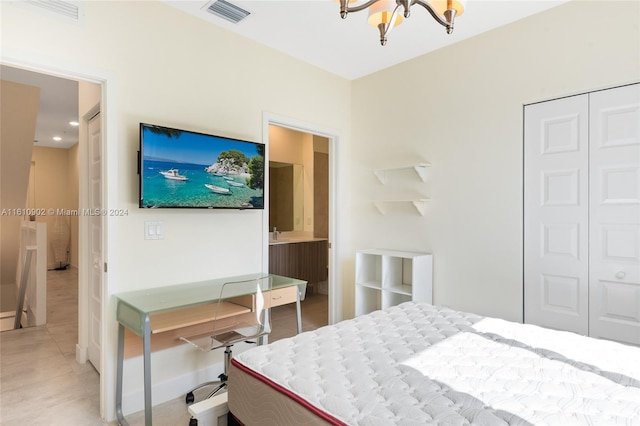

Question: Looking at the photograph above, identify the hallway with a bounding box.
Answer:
[0,268,105,425]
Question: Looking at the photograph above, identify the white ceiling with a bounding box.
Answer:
[1,64,79,149]
[1,0,570,149]
[164,0,571,80]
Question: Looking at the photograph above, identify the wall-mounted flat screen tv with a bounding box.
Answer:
[139,123,265,209]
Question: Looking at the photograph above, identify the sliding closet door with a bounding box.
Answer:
[524,95,589,334]
[588,84,640,345]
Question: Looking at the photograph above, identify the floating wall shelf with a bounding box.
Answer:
[373,163,431,184]
[373,199,431,216]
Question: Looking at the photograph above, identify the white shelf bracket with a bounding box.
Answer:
[413,164,429,182]
[412,200,428,216]
[373,199,430,215]
[373,169,387,184]
[373,201,386,215]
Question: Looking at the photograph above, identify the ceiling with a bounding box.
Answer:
[1,0,569,150]
[165,0,571,80]
[2,64,79,149]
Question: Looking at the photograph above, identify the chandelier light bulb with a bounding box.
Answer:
[428,0,466,17]
[367,0,403,29]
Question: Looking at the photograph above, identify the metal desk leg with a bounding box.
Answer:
[143,315,152,426]
[116,323,129,426]
[295,289,302,334]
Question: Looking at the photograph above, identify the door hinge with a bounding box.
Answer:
[104,262,108,273]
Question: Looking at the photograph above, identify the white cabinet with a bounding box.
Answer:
[355,249,433,316]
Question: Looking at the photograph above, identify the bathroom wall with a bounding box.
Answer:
[269,128,330,237]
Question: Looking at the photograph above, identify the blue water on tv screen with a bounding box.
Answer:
[139,123,265,209]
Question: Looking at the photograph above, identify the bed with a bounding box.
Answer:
[228,302,640,425]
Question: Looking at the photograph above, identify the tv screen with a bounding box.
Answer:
[139,123,265,209]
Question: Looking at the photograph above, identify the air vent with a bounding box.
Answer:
[25,0,80,20]
[205,0,250,24]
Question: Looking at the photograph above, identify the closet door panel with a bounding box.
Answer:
[524,94,589,334]
[589,83,640,345]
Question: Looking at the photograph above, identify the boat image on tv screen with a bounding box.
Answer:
[139,123,265,209]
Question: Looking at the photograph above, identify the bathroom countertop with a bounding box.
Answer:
[268,236,328,245]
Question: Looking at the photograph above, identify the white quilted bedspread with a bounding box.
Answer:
[234,302,640,426]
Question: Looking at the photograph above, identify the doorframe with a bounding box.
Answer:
[0,54,115,420]
[263,112,343,324]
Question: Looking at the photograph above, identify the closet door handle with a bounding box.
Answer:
[615,271,626,279]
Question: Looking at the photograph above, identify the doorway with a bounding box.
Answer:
[263,114,341,327]
[0,62,106,414]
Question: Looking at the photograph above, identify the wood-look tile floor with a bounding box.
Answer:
[0,269,328,425]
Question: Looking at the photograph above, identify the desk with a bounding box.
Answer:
[114,273,307,426]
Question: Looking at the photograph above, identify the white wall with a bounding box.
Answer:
[1,1,351,420]
[350,0,640,321]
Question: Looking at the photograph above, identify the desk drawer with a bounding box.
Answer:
[267,286,298,308]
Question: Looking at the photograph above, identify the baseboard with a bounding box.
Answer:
[76,344,88,363]
[121,361,224,416]
[0,314,15,332]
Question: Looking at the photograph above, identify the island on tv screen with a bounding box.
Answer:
[139,123,265,209]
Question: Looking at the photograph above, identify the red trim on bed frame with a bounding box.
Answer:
[231,358,347,426]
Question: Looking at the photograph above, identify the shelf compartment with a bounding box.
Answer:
[382,255,414,292]
[382,291,411,309]
[355,286,381,316]
[355,252,382,286]
[357,281,383,290]
[384,283,413,296]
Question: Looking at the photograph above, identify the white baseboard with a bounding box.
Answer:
[121,362,224,416]
[119,342,254,416]
[76,344,88,363]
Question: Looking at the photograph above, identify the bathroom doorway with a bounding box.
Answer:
[264,114,340,332]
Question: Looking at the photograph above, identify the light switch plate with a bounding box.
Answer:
[145,221,164,240]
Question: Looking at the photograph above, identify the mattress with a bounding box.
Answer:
[228,302,640,425]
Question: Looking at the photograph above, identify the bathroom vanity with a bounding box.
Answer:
[268,235,328,293]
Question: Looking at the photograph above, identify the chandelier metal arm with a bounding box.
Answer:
[413,0,456,32]
[339,0,381,18]
[339,0,460,45]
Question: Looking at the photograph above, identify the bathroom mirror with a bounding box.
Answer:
[269,161,303,232]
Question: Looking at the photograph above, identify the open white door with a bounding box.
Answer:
[87,112,103,371]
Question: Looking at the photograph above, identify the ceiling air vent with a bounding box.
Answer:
[25,0,80,21]
[205,0,250,24]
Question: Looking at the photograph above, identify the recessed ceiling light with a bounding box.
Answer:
[69,121,79,126]
[53,136,62,141]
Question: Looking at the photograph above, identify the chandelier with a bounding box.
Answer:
[338,0,466,46]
